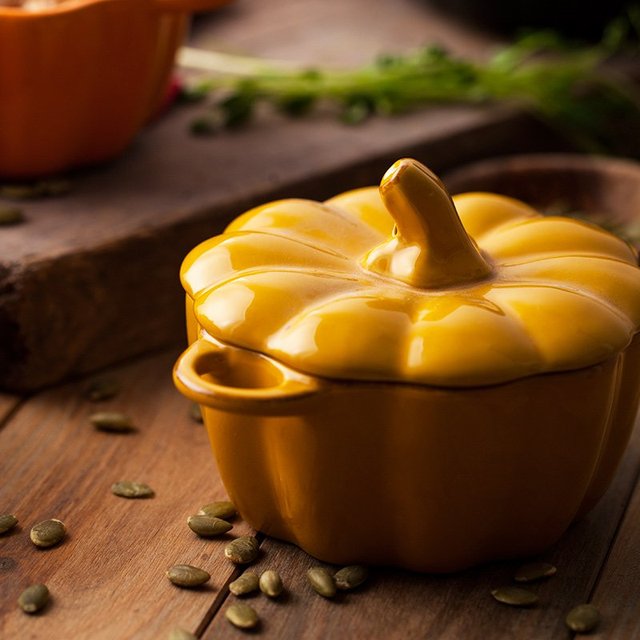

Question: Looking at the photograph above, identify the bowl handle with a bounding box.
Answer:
[154,0,233,14]
[173,336,324,414]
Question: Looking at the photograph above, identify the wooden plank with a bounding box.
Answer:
[189,0,501,64]
[0,350,252,640]
[0,393,20,426]
[588,448,640,638]
[203,420,640,639]
[0,0,565,392]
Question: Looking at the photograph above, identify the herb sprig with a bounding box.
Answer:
[181,15,640,155]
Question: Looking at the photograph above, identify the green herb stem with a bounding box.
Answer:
[180,26,640,153]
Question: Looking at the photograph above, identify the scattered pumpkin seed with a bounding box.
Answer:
[259,569,283,598]
[334,565,368,591]
[229,571,259,596]
[187,514,233,537]
[90,412,135,433]
[565,604,601,633]
[224,536,259,565]
[225,603,259,630]
[307,567,336,598]
[30,519,66,548]
[111,481,154,499]
[190,115,220,137]
[0,206,24,226]
[85,378,120,402]
[514,561,557,583]
[166,564,210,588]
[0,514,18,534]
[17,584,49,613]
[189,403,203,423]
[198,501,236,520]
[0,179,71,200]
[168,628,197,640]
[38,179,72,197]
[0,184,42,200]
[491,586,538,607]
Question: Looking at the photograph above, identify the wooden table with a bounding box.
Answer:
[1,1,639,638]
[0,349,639,639]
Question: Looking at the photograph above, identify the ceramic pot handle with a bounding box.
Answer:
[154,0,232,14]
[173,336,324,415]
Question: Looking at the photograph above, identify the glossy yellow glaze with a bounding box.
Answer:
[182,158,640,387]
[174,158,640,572]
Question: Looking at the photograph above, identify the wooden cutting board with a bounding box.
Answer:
[0,0,566,391]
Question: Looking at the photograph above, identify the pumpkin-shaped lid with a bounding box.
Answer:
[182,159,640,387]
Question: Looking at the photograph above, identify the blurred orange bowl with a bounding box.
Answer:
[0,0,230,178]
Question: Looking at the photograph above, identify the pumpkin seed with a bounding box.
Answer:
[229,571,259,596]
[334,565,368,591]
[190,116,220,137]
[0,180,71,200]
[111,481,154,499]
[491,586,538,607]
[307,567,336,598]
[30,519,66,548]
[0,206,24,226]
[85,378,120,402]
[198,501,236,520]
[168,628,197,640]
[0,514,18,534]
[514,561,556,583]
[90,412,135,433]
[224,536,259,565]
[38,179,72,197]
[17,584,49,613]
[565,604,601,633]
[225,603,259,630]
[187,514,233,537]
[189,403,203,423]
[166,564,210,588]
[0,184,42,200]
[259,570,283,598]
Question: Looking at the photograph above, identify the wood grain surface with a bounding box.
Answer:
[188,0,500,64]
[0,351,253,640]
[0,0,564,392]
[0,346,639,639]
[589,465,640,639]
[0,394,19,425]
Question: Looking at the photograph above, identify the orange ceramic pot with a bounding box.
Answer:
[174,159,640,572]
[0,0,229,178]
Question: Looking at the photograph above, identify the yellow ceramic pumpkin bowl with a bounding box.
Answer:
[174,158,640,572]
